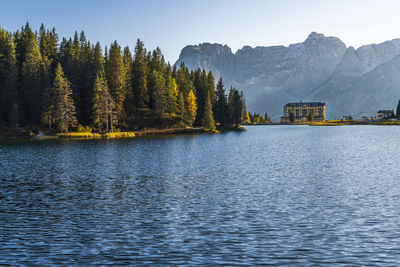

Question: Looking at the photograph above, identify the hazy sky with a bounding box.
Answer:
[2,0,400,63]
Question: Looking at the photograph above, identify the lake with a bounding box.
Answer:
[1,125,400,265]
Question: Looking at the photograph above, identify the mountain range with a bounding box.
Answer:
[176,32,400,120]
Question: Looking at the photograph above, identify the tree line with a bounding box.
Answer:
[0,23,248,132]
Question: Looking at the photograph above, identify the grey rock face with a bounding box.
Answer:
[306,39,400,118]
[176,33,400,120]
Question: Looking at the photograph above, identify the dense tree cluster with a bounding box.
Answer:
[0,23,247,132]
[248,112,271,124]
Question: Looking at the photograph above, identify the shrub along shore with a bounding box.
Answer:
[1,126,247,141]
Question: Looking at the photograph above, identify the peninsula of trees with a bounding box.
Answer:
[0,23,248,134]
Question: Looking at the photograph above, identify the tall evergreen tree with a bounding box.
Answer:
[150,70,167,115]
[132,39,149,108]
[396,99,400,117]
[51,63,77,132]
[20,32,43,125]
[123,46,134,118]
[228,87,243,127]
[91,72,115,132]
[0,27,18,127]
[202,93,216,131]
[214,77,228,125]
[165,75,177,115]
[177,92,185,119]
[106,41,126,127]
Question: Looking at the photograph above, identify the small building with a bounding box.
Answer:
[343,115,353,120]
[377,110,394,119]
[280,101,326,123]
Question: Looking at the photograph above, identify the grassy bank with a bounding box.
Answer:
[56,128,212,139]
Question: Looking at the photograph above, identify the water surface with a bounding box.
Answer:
[1,126,400,265]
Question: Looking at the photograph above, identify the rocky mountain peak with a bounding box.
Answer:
[176,33,400,121]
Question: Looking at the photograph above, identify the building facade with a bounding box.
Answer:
[280,101,326,123]
[377,110,394,119]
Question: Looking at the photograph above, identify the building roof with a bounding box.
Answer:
[286,102,325,107]
[377,110,393,113]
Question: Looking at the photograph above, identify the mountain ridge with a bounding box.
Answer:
[176,33,400,120]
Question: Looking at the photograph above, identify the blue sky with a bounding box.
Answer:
[2,0,400,63]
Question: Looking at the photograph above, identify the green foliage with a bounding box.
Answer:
[91,72,116,132]
[49,63,78,132]
[20,31,43,125]
[77,124,92,133]
[214,77,229,125]
[202,93,216,131]
[249,112,270,124]
[132,39,149,108]
[106,41,126,127]
[0,23,250,133]
[0,27,18,127]
[228,87,243,126]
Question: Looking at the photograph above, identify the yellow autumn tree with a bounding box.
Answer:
[172,78,178,98]
[186,89,197,126]
[244,111,251,124]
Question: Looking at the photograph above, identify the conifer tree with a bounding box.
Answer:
[202,93,216,131]
[177,92,185,119]
[150,70,167,115]
[123,46,134,117]
[186,89,197,126]
[91,72,115,132]
[0,27,18,127]
[51,63,77,132]
[132,39,149,108]
[106,41,126,127]
[227,87,243,127]
[165,75,177,115]
[264,112,270,122]
[20,32,43,125]
[214,77,228,125]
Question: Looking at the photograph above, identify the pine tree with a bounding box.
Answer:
[123,46,134,118]
[165,75,177,115]
[20,32,43,125]
[227,87,243,127]
[106,41,126,127]
[91,72,115,132]
[264,112,270,122]
[0,27,18,127]
[177,92,185,119]
[150,69,166,115]
[186,89,197,126]
[51,63,77,132]
[132,39,149,108]
[202,93,216,131]
[214,77,229,125]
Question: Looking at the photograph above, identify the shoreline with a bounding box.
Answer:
[0,126,245,141]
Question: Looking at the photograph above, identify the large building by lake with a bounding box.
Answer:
[280,101,326,123]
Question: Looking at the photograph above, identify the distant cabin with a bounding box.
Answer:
[280,101,326,123]
[377,110,394,119]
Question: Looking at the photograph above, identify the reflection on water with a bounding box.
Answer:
[1,126,400,265]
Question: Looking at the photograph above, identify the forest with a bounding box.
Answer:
[0,23,249,133]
